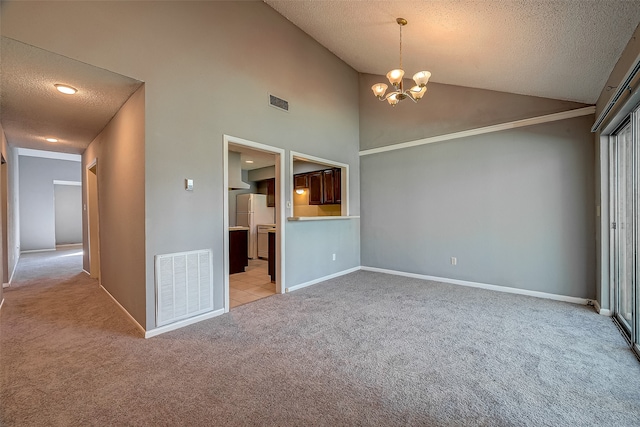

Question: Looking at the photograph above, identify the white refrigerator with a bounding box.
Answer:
[236,194,275,259]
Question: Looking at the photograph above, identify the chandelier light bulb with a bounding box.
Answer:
[386,69,405,86]
[412,71,431,87]
[371,83,388,98]
[410,86,427,100]
[387,93,400,106]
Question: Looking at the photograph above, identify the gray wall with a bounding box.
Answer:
[18,156,80,251]
[3,1,361,330]
[82,85,146,327]
[247,166,275,182]
[293,160,330,174]
[360,73,588,152]
[53,184,82,245]
[360,77,596,299]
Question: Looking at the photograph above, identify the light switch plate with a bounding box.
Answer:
[185,179,194,191]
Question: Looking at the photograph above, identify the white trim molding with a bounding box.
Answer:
[17,148,81,162]
[594,300,612,316]
[290,150,350,218]
[100,285,146,337]
[21,248,55,254]
[0,298,4,311]
[286,266,361,293]
[2,283,8,289]
[361,266,590,305]
[53,180,82,186]
[145,309,225,339]
[359,106,596,157]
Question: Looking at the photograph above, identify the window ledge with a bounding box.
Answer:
[287,216,360,221]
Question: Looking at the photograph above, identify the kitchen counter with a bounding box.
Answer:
[287,216,360,221]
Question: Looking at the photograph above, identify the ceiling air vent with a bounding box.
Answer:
[269,94,289,112]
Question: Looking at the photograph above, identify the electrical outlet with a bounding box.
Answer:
[332,253,336,261]
[451,257,457,266]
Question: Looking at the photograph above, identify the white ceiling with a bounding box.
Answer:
[265,0,640,104]
[0,37,142,154]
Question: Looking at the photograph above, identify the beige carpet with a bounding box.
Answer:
[2,247,640,426]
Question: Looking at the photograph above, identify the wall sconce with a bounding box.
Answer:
[295,189,305,195]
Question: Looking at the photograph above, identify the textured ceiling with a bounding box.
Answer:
[265,0,640,104]
[0,37,142,154]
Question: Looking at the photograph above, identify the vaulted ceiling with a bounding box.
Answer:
[1,1,639,155]
[265,0,640,104]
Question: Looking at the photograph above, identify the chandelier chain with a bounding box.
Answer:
[399,23,403,70]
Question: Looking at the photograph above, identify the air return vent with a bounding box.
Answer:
[269,94,289,112]
[155,249,213,327]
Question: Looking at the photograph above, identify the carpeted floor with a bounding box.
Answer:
[1,247,640,426]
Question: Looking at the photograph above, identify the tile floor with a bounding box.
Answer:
[229,258,275,308]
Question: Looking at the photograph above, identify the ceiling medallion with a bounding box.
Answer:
[371,18,431,106]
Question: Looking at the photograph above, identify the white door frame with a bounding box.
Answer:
[223,135,286,313]
[86,159,101,282]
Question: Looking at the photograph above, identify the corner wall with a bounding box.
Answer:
[360,77,596,299]
[1,1,361,331]
[0,124,22,294]
[82,85,146,328]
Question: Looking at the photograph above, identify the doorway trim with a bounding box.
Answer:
[223,135,286,313]
[86,159,101,282]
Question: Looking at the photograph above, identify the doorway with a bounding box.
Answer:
[223,135,285,312]
[1,155,8,285]
[87,161,100,281]
[610,110,638,351]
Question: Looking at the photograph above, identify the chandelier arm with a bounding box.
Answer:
[403,91,419,103]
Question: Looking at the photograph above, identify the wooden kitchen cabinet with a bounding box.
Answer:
[305,168,342,205]
[333,168,341,203]
[308,171,323,205]
[323,169,335,204]
[294,174,308,189]
[266,178,275,207]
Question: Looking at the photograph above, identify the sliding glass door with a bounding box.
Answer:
[612,120,635,339]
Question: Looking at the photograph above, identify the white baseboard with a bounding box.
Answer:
[82,269,90,276]
[145,309,225,339]
[21,248,55,254]
[286,266,361,293]
[99,285,146,337]
[0,298,4,311]
[2,283,8,288]
[593,300,612,316]
[55,243,82,248]
[361,266,590,305]
[8,263,16,284]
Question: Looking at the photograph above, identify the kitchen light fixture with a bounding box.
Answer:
[45,138,58,143]
[371,18,431,106]
[295,189,305,195]
[245,160,254,164]
[54,84,77,95]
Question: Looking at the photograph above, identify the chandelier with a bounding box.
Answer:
[371,18,431,106]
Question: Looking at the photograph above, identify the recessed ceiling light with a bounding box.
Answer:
[245,160,254,164]
[54,84,78,95]
[45,138,58,143]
